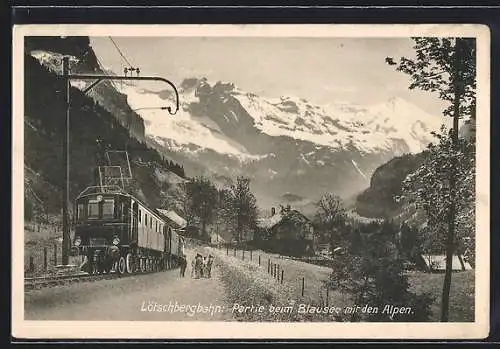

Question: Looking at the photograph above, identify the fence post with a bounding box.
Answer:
[226,245,229,256]
[268,259,270,273]
[276,264,280,280]
[43,247,48,271]
[242,250,245,260]
[234,248,236,257]
[326,287,329,307]
[53,243,57,266]
[250,250,253,261]
[301,277,305,296]
[29,256,34,273]
[281,269,284,284]
[258,255,261,266]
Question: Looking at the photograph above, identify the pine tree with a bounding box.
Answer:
[387,37,476,321]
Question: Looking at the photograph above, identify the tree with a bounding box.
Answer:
[214,187,235,242]
[184,176,218,240]
[314,193,347,247]
[225,177,258,243]
[328,220,433,322]
[387,37,476,322]
[401,126,475,259]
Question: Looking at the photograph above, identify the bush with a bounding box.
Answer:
[328,220,434,322]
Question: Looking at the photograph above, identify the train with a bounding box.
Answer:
[71,185,185,275]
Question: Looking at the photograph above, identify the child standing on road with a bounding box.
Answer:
[206,255,214,278]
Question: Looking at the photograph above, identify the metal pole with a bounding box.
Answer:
[62,56,70,266]
[43,247,48,271]
[29,256,34,273]
[301,277,305,296]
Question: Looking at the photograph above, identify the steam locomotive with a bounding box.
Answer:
[71,185,185,275]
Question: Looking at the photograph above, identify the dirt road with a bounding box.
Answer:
[24,248,234,321]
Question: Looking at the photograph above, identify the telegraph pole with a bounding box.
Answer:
[62,57,71,265]
[60,57,179,265]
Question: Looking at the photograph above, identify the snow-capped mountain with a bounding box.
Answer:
[119,77,443,209]
[29,48,443,210]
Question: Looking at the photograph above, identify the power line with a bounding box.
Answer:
[108,36,134,68]
[95,55,119,91]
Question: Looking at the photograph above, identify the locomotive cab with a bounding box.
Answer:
[73,185,174,275]
[73,186,131,274]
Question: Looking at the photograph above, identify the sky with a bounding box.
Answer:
[89,36,449,116]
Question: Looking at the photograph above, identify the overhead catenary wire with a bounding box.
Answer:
[108,36,134,69]
[94,55,119,91]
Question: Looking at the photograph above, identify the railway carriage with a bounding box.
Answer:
[72,185,185,274]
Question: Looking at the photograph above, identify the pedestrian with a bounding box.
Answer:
[206,255,214,278]
[190,256,196,278]
[201,256,207,278]
[194,254,203,279]
[179,254,187,277]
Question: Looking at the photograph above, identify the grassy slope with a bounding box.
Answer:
[214,245,474,322]
[408,270,475,322]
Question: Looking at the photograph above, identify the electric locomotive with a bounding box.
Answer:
[72,185,184,274]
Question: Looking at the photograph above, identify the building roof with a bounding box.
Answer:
[156,209,187,229]
[256,209,310,230]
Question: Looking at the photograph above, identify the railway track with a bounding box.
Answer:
[24,269,164,291]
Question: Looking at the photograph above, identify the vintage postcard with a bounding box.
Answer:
[12,24,490,340]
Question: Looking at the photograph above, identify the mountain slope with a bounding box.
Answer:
[121,77,443,208]
[24,51,187,222]
[354,152,427,219]
[27,37,443,212]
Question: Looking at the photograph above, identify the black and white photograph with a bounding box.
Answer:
[12,24,490,339]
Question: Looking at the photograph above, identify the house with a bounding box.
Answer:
[418,254,473,272]
[256,205,315,256]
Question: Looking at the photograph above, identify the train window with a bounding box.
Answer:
[155,221,158,232]
[150,217,152,228]
[138,209,142,223]
[88,200,99,219]
[77,204,85,220]
[145,213,148,227]
[102,199,115,218]
[120,202,126,218]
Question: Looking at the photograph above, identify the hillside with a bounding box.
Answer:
[24,50,187,224]
[118,77,443,209]
[354,152,427,219]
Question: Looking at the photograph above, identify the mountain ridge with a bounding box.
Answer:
[29,43,444,211]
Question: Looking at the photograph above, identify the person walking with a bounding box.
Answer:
[201,256,207,278]
[194,254,203,279]
[190,256,196,278]
[206,255,214,278]
[179,254,187,277]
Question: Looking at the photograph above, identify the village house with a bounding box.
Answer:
[256,205,315,257]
